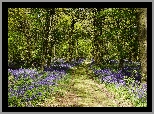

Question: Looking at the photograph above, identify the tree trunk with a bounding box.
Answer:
[137,8,147,81]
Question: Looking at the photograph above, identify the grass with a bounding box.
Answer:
[37,63,139,107]
[104,82,147,107]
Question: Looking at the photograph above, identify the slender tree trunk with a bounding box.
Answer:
[92,8,102,64]
[40,8,54,70]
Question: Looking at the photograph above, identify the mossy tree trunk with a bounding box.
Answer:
[137,8,147,81]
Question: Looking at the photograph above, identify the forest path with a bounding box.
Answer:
[39,61,133,107]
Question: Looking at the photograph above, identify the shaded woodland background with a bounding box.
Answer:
[8,8,147,81]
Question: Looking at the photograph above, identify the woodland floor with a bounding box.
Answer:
[37,62,133,107]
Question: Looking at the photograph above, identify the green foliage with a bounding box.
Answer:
[8,8,146,81]
[104,81,147,107]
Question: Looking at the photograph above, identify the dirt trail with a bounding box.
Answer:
[40,62,133,107]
